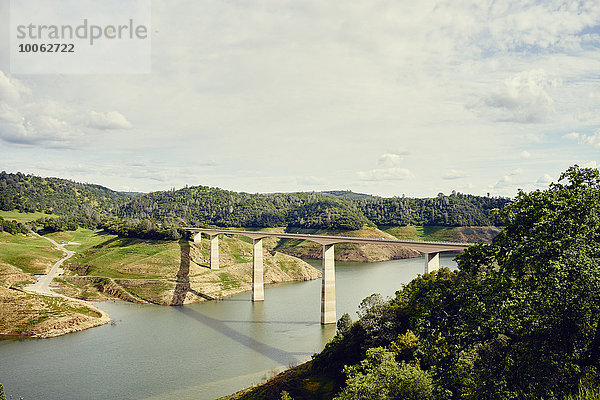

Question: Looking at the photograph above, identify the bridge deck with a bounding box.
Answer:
[184,227,472,253]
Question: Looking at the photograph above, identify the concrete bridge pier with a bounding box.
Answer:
[424,252,440,274]
[252,238,264,302]
[191,232,202,246]
[321,244,336,325]
[210,234,219,270]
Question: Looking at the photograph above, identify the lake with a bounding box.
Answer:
[0,255,457,400]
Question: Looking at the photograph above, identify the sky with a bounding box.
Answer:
[0,0,599,198]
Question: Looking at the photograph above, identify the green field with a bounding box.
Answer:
[45,229,119,253]
[0,210,54,223]
[0,232,63,275]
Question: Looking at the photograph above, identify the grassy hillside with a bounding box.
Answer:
[220,362,336,400]
[0,231,63,275]
[0,289,105,338]
[0,232,108,338]
[0,228,320,337]
[42,229,321,305]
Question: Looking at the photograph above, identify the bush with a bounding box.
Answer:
[333,347,434,400]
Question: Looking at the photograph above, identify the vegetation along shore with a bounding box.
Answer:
[223,166,600,400]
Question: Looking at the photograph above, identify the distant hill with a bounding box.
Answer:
[320,190,376,199]
[0,171,510,231]
[116,186,370,230]
[0,171,131,215]
[0,171,133,230]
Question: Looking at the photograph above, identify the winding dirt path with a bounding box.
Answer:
[23,232,111,326]
[25,233,76,294]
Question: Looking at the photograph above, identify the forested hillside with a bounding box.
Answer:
[116,187,508,229]
[0,171,131,217]
[116,187,370,230]
[355,193,506,226]
[0,171,509,234]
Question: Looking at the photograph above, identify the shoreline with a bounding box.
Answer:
[7,232,113,339]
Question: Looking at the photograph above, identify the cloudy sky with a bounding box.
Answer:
[0,0,599,197]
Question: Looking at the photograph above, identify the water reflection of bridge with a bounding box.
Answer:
[184,228,472,325]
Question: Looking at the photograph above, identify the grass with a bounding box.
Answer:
[232,253,251,263]
[45,229,117,253]
[0,231,63,275]
[39,294,102,318]
[0,210,54,223]
[0,288,103,336]
[118,280,174,303]
[277,260,289,271]
[15,314,51,333]
[68,235,180,279]
[218,272,243,290]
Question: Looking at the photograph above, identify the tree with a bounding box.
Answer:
[337,313,353,334]
[0,383,6,400]
[280,391,293,400]
[457,166,600,398]
[333,347,434,400]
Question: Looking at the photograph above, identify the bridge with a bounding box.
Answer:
[184,228,473,325]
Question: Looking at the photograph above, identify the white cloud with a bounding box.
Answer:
[358,167,413,181]
[494,175,513,189]
[536,173,554,185]
[359,152,413,181]
[509,168,524,176]
[578,131,600,148]
[0,70,132,147]
[564,130,600,148]
[442,169,467,180]
[468,70,558,123]
[377,153,404,168]
[563,132,580,140]
[1,1,600,195]
[576,110,600,122]
[520,150,532,159]
[582,161,598,168]
[87,111,132,130]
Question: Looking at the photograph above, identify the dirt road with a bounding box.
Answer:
[24,233,78,294]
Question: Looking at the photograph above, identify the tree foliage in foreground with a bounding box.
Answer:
[310,166,600,400]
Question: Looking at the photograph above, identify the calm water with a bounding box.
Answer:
[0,255,457,400]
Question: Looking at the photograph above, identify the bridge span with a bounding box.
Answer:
[184,228,473,324]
